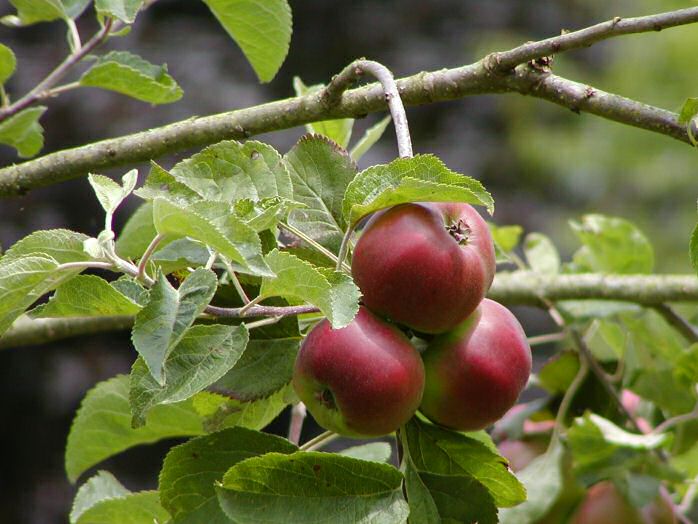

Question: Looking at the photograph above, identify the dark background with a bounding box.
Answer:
[1,0,696,521]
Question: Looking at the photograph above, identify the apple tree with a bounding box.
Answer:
[0,1,697,523]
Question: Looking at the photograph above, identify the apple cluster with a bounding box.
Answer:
[293,202,532,438]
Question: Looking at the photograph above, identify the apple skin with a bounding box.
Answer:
[419,298,531,431]
[292,306,425,438]
[351,202,496,334]
[571,481,676,524]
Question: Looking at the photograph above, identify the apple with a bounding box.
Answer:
[292,306,425,438]
[351,202,496,334]
[419,298,531,430]
[571,481,676,524]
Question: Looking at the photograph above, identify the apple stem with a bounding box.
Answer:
[324,59,413,158]
[288,402,307,445]
[335,227,354,272]
[299,430,339,452]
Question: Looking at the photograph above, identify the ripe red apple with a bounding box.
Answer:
[351,202,496,334]
[292,306,425,438]
[419,298,531,430]
[571,481,676,524]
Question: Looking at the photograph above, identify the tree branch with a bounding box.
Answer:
[488,272,698,306]
[3,272,698,349]
[2,6,698,196]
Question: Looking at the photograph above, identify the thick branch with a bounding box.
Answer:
[3,272,698,349]
[485,7,698,71]
[487,272,698,307]
[2,7,697,196]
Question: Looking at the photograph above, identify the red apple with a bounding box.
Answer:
[292,306,425,438]
[571,481,676,524]
[419,298,531,430]
[351,202,496,334]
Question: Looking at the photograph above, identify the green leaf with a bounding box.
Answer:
[65,375,205,483]
[217,451,409,524]
[342,154,494,226]
[569,214,654,274]
[3,0,64,25]
[0,105,46,157]
[95,0,144,23]
[567,412,670,481]
[679,97,698,124]
[159,427,297,524]
[129,324,249,427]
[110,276,149,306]
[284,134,358,252]
[0,44,16,85]
[80,51,182,104]
[489,223,523,264]
[523,232,560,274]
[403,417,526,508]
[499,441,565,524]
[417,472,498,524]
[400,448,440,523]
[131,268,218,385]
[193,386,293,433]
[71,471,130,524]
[215,336,300,400]
[115,202,157,260]
[3,228,90,263]
[293,77,354,147]
[0,255,59,335]
[75,491,169,524]
[168,140,292,203]
[152,198,272,276]
[690,222,698,276]
[260,249,360,328]
[350,116,391,162]
[88,170,138,219]
[202,0,292,83]
[340,442,392,463]
[134,161,201,204]
[150,238,211,274]
[32,275,141,318]
[234,197,303,232]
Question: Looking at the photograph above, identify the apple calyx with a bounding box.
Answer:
[445,218,471,246]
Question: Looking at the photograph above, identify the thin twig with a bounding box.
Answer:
[205,303,319,319]
[527,332,567,347]
[243,316,283,330]
[654,304,698,344]
[652,401,698,435]
[288,402,307,445]
[299,430,339,452]
[56,261,114,271]
[549,354,589,449]
[278,221,348,271]
[0,19,114,123]
[323,59,413,158]
[485,7,698,72]
[223,262,250,304]
[137,232,165,280]
[335,227,354,271]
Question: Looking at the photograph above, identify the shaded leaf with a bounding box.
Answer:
[0,44,16,85]
[159,427,296,524]
[115,202,157,260]
[340,442,392,463]
[0,105,46,157]
[217,451,409,523]
[75,491,169,524]
[65,375,204,483]
[524,232,560,274]
[70,471,130,524]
